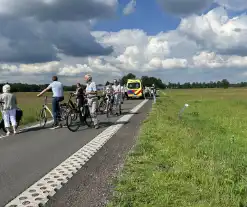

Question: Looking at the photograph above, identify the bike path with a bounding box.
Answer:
[0,99,145,206]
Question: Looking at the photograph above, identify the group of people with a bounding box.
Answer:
[104,79,126,115]
[0,74,126,135]
[37,74,101,129]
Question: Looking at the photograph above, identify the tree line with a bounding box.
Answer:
[0,73,245,92]
[121,73,232,89]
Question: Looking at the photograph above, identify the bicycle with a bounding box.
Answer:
[38,96,67,128]
[105,94,114,118]
[97,95,107,114]
[106,94,122,117]
[66,97,93,132]
[0,101,23,133]
[60,92,78,113]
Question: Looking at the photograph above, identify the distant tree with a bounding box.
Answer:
[221,79,230,89]
[121,73,136,85]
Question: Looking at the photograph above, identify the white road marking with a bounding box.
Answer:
[5,99,148,207]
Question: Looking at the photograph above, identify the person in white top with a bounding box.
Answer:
[104,83,114,96]
[37,76,64,127]
[0,84,18,135]
[84,74,99,129]
[112,79,121,115]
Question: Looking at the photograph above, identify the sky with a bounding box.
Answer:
[1,0,247,84]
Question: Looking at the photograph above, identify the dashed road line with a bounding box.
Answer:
[5,99,148,207]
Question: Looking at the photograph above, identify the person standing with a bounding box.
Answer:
[0,84,18,135]
[150,83,156,103]
[74,83,84,110]
[112,79,121,115]
[84,74,99,129]
[37,76,64,128]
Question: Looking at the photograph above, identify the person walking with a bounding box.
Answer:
[84,74,99,129]
[0,84,18,135]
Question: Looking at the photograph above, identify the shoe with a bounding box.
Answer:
[95,125,99,129]
[13,131,17,135]
[50,123,58,129]
[6,131,10,136]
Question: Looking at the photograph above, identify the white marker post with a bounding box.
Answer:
[178,103,189,119]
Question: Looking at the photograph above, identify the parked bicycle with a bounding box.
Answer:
[38,96,67,128]
[0,101,23,133]
[66,96,93,132]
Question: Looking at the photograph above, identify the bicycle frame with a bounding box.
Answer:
[42,96,53,118]
[63,93,77,110]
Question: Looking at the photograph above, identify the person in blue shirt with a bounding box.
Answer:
[37,76,64,128]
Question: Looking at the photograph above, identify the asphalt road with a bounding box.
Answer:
[0,99,151,206]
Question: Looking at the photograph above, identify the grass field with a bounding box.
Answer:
[108,88,247,207]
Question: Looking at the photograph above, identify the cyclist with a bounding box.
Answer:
[112,79,121,115]
[0,84,18,135]
[37,76,64,128]
[103,82,114,112]
[84,74,99,129]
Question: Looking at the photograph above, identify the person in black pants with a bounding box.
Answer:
[75,83,84,110]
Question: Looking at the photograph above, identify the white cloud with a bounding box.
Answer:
[123,0,136,15]
[215,0,247,11]
[2,1,247,84]
[179,7,247,56]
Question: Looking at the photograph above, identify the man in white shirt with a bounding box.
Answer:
[112,79,121,115]
[37,76,64,128]
[84,74,99,129]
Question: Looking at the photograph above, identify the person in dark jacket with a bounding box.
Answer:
[75,83,84,109]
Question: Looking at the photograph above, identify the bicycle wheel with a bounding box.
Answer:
[66,109,81,132]
[59,105,68,126]
[98,99,106,114]
[83,106,93,127]
[106,102,111,118]
[39,108,47,128]
[119,104,122,115]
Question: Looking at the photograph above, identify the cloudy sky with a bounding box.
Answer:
[1,0,247,84]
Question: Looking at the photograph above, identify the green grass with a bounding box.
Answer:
[108,88,247,207]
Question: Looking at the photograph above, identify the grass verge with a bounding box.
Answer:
[108,88,247,207]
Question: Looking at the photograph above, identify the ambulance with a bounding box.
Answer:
[126,79,144,99]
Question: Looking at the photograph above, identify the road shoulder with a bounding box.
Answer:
[45,100,152,207]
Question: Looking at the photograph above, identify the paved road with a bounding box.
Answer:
[0,99,151,206]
